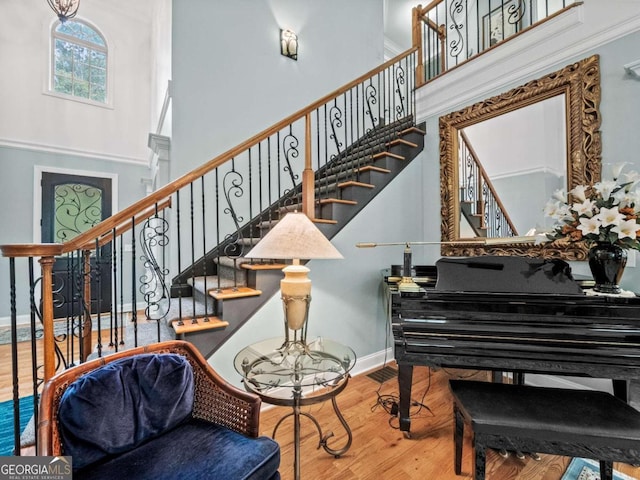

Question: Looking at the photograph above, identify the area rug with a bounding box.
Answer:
[561,458,637,480]
[0,396,34,455]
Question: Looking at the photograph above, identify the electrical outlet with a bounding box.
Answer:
[124,244,133,252]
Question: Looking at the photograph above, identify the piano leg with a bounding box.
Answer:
[453,404,464,475]
[398,364,413,436]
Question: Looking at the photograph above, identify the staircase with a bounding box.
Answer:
[154,117,426,358]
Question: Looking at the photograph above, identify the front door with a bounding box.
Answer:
[41,172,112,318]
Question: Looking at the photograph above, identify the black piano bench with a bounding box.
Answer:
[449,380,640,480]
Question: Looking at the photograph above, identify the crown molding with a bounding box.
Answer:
[0,137,147,166]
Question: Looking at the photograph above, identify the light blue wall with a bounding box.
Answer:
[171,0,385,178]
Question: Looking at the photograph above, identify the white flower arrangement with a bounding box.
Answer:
[544,164,640,251]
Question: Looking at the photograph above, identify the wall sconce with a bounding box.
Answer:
[280,29,298,60]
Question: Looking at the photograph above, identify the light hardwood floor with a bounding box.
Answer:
[3,337,639,479]
[259,365,640,480]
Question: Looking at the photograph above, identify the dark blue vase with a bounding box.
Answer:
[588,242,627,294]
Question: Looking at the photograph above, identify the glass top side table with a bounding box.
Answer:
[234,337,356,480]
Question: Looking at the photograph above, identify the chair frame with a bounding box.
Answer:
[38,340,262,456]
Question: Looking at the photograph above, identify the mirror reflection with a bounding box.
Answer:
[439,55,602,260]
[459,95,566,239]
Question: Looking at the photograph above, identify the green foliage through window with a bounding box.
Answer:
[52,20,107,103]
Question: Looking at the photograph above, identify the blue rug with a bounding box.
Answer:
[0,396,35,455]
[562,458,638,480]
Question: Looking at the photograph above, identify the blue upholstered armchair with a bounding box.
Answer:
[38,340,280,480]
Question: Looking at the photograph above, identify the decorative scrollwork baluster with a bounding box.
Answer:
[506,0,526,29]
[394,65,406,119]
[364,83,379,132]
[448,0,465,61]
[328,102,344,160]
[139,213,170,322]
[282,126,300,193]
[223,169,246,260]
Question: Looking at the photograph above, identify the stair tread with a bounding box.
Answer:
[313,218,338,224]
[372,151,405,160]
[338,180,375,189]
[172,316,228,334]
[387,138,418,148]
[241,262,287,270]
[209,286,262,300]
[318,198,358,205]
[400,125,426,136]
[358,165,391,174]
[188,275,243,291]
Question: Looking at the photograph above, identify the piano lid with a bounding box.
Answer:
[435,256,585,295]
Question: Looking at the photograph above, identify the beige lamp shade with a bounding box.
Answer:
[244,212,343,260]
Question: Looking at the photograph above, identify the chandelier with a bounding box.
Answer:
[48,0,80,23]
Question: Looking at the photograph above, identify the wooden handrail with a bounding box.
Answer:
[0,48,417,259]
[418,0,443,16]
[78,198,172,251]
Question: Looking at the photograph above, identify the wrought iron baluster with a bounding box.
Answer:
[201,179,209,322]
[110,227,117,349]
[95,238,103,356]
[9,257,21,456]
[27,257,39,454]
[215,170,221,293]
[131,217,138,346]
[119,234,124,346]
[176,190,183,325]
[189,182,196,324]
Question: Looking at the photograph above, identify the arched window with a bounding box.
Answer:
[52,20,107,103]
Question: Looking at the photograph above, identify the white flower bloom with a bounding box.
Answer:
[569,185,588,202]
[612,189,629,207]
[610,162,629,180]
[595,206,625,227]
[611,219,640,240]
[552,189,567,203]
[544,201,562,219]
[577,216,601,236]
[594,180,618,200]
[571,199,596,217]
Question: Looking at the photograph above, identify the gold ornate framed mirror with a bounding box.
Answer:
[439,55,601,260]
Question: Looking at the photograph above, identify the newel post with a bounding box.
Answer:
[301,113,315,218]
[39,256,56,381]
[412,6,425,87]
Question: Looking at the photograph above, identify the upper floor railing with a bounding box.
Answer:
[412,0,581,84]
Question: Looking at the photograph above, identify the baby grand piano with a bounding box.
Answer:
[389,256,640,435]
